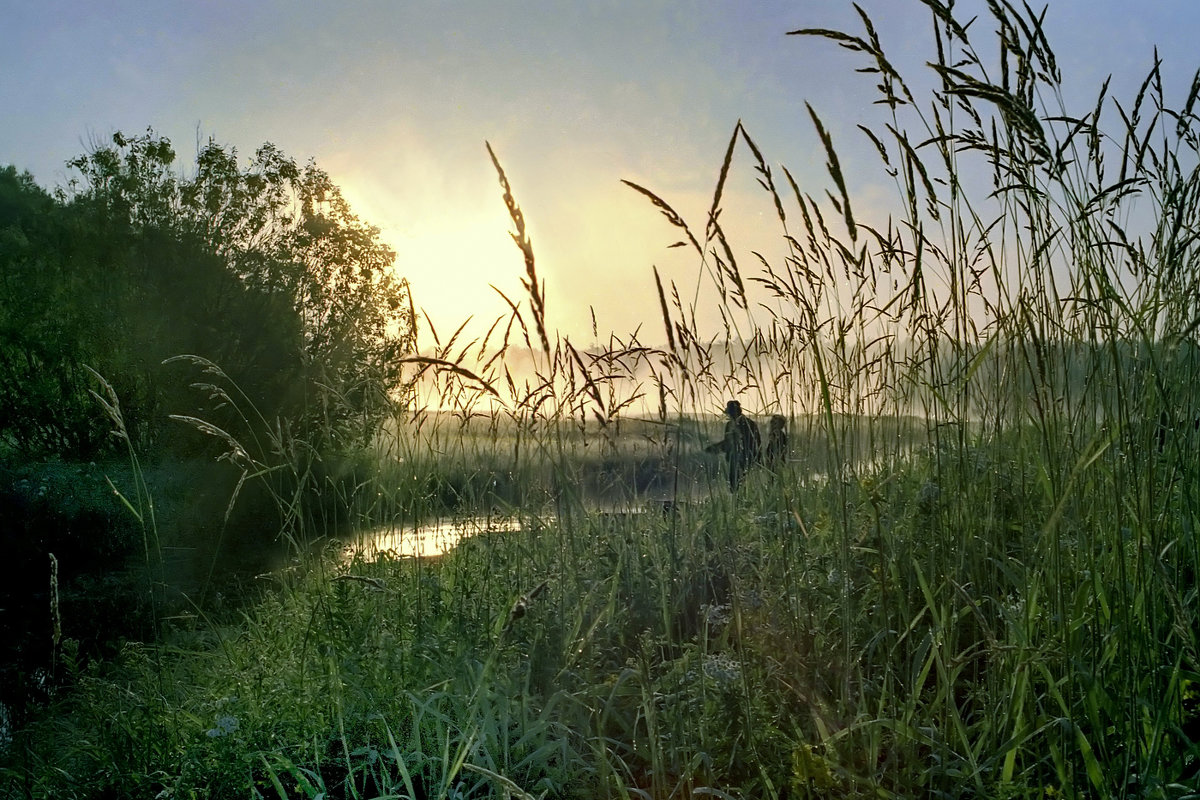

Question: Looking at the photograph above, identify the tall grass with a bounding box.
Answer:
[6,1,1200,797]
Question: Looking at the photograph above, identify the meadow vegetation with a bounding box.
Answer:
[5,1,1200,797]
[0,131,416,735]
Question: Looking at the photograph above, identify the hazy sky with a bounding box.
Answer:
[4,1,1198,347]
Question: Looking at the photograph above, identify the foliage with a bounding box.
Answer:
[0,135,417,765]
[0,132,416,460]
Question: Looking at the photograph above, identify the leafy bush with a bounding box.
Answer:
[0,131,416,461]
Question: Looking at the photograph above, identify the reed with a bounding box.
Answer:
[7,1,1200,797]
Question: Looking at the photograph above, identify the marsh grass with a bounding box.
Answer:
[7,1,1200,797]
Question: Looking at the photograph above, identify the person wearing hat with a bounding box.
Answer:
[705,399,761,490]
[764,414,788,469]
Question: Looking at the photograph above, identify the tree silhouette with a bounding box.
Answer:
[0,131,416,459]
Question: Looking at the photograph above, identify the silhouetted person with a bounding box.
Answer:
[764,414,787,469]
[705,400,760,490]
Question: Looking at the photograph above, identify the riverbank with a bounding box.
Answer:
[7,418,1196,796]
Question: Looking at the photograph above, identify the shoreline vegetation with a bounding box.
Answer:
[5,1,1200,797]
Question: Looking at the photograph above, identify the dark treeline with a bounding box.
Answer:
[0,131,416,717]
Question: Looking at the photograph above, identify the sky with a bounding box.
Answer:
[4,0,1199,350]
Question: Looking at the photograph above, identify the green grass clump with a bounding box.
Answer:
[6,420,1200,796]
[15,418,1195,797]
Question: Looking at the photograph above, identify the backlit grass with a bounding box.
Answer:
[6,1,1200,797]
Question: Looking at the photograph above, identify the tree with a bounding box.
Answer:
[0,166,107,456]
[0,131,416,459]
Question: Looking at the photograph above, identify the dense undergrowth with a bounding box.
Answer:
[6,0,1200,797]
[8,419,1197,797]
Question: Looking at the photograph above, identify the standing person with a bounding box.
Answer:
[705,400,761,490]
[764,415,788,469]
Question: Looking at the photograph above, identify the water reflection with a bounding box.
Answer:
[345,515,526,559]
[342,462,859,562]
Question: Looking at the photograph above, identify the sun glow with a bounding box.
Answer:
[336,167,696,350]
[333,166,517,346]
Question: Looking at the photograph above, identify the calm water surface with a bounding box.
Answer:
[345,515,528,559]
